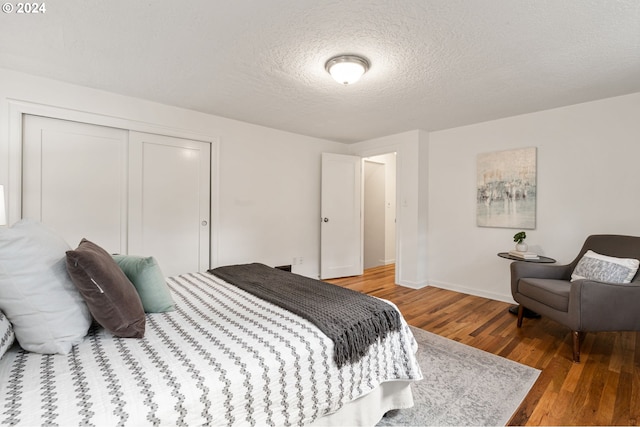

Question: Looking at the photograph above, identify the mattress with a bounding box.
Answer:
[0,272,422,426]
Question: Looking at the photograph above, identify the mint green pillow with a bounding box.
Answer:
[111,255,175,313]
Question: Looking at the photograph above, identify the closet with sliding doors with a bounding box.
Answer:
[21,115,211,277]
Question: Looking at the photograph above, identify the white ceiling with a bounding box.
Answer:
[1,0,639,143]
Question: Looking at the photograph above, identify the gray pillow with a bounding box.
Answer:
[66,239,145,338]
[0,219,92,354]
[112,254,175,313]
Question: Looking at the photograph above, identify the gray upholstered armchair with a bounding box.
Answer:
[511,234,640,362]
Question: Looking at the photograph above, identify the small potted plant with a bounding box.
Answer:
[513,231,527,252]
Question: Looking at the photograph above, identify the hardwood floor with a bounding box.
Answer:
[326,264,640,426]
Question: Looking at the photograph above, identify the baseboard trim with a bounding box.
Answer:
[397,278,429,289]
[427,279,515,304]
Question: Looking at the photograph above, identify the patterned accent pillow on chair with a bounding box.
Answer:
[571,250,640,284]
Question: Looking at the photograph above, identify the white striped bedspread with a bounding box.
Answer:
[0,272,422,426]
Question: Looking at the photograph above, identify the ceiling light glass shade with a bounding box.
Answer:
[325,55,369,85]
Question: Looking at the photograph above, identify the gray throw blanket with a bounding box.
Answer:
[209,263,402,368]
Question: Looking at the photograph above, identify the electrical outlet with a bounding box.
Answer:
[292,257,297,265]
[299,257,304,264]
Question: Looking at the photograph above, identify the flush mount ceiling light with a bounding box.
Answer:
[325,55,370,85]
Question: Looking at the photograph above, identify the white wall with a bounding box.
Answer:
[217,125,349,277]
[3,68,638,300]
[0,68,348,278]
[427,92,640,302]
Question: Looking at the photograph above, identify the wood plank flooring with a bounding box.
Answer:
[326,264,640,426]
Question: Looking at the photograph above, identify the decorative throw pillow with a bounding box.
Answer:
[0,219,92,354]
[571,250,640,284]
[112,254,175,313]
[0,310,15,359]
[66,239,145,338]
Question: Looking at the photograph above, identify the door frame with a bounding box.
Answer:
[363,157,393,269]
[352,148,401,285]
[6,100,220,267]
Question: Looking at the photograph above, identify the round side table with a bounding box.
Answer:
[497,252,556,263]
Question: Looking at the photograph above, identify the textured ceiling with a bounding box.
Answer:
[1,0,639,143]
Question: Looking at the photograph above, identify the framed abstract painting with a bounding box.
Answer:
[476,147,537,229]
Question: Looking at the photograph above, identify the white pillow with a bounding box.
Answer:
[0,219,92,354]
[0,310,15,359]
[571,250,640,284]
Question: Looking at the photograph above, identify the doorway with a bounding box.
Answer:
[363,153,396,272]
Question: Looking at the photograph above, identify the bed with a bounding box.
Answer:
[0,228,423,427]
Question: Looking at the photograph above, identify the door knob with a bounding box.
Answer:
[201,220,208,226]
[323,217,329,223]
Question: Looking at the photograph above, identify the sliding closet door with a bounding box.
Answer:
[128,132,211,277]
[22,115,128,252]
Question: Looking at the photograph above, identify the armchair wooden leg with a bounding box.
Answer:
[517,305,524,328]
[572,331,583,363]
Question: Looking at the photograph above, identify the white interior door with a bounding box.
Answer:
[320,153,362,279]
[128,132,211,277]
[22,115,128,252]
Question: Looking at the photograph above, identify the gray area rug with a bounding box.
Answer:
[378,326,540,426]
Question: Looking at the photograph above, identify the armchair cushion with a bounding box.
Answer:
[518,278,571,312]
[510,262,573,298]
[571,250,639,284]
